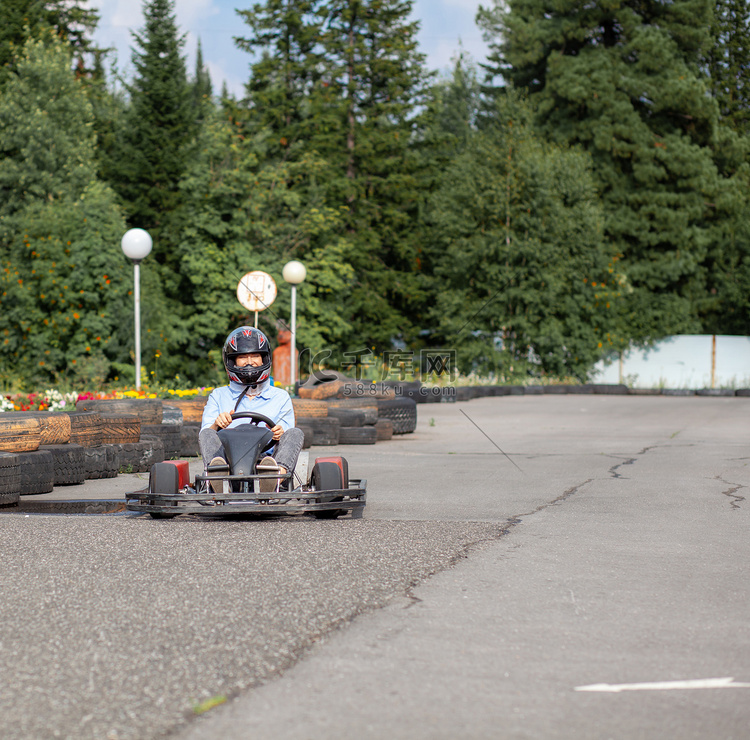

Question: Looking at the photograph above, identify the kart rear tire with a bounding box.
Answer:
[311,460,345,519]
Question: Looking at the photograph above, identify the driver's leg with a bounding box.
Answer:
[272,427,305,483]
[198,428,225,469]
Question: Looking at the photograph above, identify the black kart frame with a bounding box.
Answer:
[125,470,367,518]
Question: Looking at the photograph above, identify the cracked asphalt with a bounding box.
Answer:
[1,395,748,740]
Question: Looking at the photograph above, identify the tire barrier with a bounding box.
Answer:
[160,397,208,423]
[18,450,55,495]
[338,425,378,445]
[83,445,119,480]
[67,411,103,448]
[0,452,21,506]
[110,439,165,474]
[376,398,417,435]
[40,444,86,486]
[75,398,163,424]
[0,415,42,453]
[375,418,394,441]
[140,425,181,460]
[296,423,314,449]
[180,423,201,457]
[98,414,141,444]
[161,405,184,424]
[326,407,367,427]
[294,416,340,445]
[26,411,71,445]
[292,399,329,418]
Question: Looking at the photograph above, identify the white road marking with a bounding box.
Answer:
[575,677,750,693]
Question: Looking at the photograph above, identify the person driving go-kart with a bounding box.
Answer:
[199,327,304,492]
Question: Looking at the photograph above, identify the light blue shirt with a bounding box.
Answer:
[201,381,295,431]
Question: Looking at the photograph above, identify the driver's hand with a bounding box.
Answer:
[213,411,234,430]
[270,424,284,441]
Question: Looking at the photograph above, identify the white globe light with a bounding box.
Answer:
[282,260,306,285]
[121,228,153,261]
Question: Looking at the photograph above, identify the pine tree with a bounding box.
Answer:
[478,0,723,343]
[105,0,194,261]
[0,0,100,74]
[235,0,439,355]
[428,92,618,379]
[705,0,750,136]
[191,39,213,117]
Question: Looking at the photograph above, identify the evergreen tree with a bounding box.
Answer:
[705,0,750,136]
[478,0,723,343]
[104,0,194,262]
[428,92,619,379]
[191,39,213,118]
[0,0,100,73]
[236,0,439,354]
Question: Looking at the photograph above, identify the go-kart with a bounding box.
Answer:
[125,411,366,519]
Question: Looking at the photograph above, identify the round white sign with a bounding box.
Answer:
[236,271,277,312]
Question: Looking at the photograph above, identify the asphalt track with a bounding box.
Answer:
[0,395,748,739]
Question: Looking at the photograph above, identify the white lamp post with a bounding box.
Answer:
[282,260,306,387]
[121,228,153,390]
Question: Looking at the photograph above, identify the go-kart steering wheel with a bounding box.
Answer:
[230,411,276,429]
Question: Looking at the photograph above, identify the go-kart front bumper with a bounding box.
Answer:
[125,478,367,518]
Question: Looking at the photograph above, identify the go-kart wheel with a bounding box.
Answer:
[311,460,345,519]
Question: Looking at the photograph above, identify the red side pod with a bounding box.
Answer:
[162,459,191,489]
[314,456,348,488]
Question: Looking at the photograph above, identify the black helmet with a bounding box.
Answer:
[222,327,272,386]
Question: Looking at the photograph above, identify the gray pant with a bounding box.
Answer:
[199,426,304,474]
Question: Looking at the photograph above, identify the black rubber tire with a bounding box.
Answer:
[696,388,735,397]
[326,408,366,427]
[592,384,629,395]
[180,423,201,457]
[295,417,340,445]
[0,451,21,505]
[161,405,184,424]
[67,411,103,448]
[338,426,378,445]
[311,461,345,519]
[40,443,86,485]
[291,399,329,418]
[542,385,570,394]
[376,398,417,434]
[297,423,314,449]
[628,388,662,395]
[375,418,393,441]
[83,445,119,480]
[75,398,163,424]
[140,424,181,459]
[98,413,141,444]
[455,387,478,402]
[735,389,750,397]
[110,439,165,473]
[662,389,696,396]
[325,398,379,411]
[18,450,55,495]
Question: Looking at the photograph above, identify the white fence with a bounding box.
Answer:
[592,335,750,389]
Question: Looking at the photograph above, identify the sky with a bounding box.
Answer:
[89,0,492,97]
